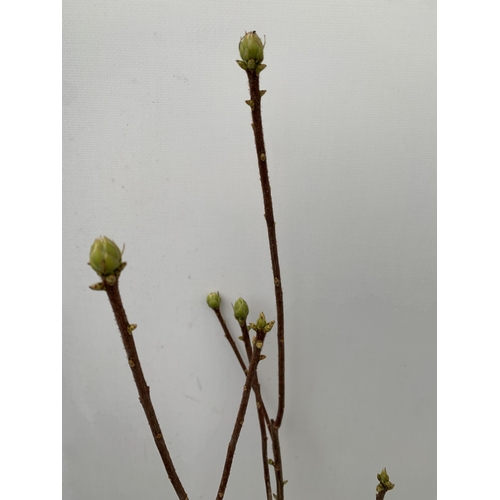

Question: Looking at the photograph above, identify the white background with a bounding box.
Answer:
[62,1,436,499]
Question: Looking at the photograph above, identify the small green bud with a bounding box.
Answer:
[89,282,106,291]
[105,274,117,285]
[264,320,275,333]
[206,292,221,309]
[89,236,122,276]
[233,298,249,325]
[239,31,264,66]
[256,312,267,331]
[376,468,395,493]
[255,63,267,75]
[236,60,248,70]
[378,468,390,483]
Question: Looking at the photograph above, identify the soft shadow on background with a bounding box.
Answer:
[63,1,436,498]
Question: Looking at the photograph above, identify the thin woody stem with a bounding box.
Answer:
[213,306,278,500]
[237,323,270,426]
[105,279,189,500]
[212,308,271,429]
[238,320,253,360]
[237,322,273,500]
[213,308,247,374]
[246,69,285,428]
[215,327,267,500]
[239,320,284,500]
[256,397,273,500]
[269,421,285,500]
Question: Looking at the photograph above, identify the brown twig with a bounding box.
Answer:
[104,279,189,500]
[212,308,273,499]
[269,421,285,500]
[246,69,285,429]
[237,322,270,428]
[215,326,268,500]
[237,322,273,500]
[256,397,273,500]
[213,308,247,374]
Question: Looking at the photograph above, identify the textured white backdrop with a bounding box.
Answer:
[63,1,436,499]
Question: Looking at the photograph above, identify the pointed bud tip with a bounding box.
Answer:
[256,312,267,330]
[378,468,390,483]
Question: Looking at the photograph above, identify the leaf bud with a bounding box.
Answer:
[378,468,390,483]
[264,320,275,333]
[256,312,267,331]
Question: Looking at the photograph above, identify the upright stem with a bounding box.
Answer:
[269,421,285,500]
[212,308,273,499]
[256,397,273,500]
[105,280,189,500]
[213,308,247,374]
[237,322,270,427]
[246,69,285,428]
[213,309,269,427]
[215,327,267,500]
[238,322,273,500]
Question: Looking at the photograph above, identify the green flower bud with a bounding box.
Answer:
[89,236,122,276]
[206,292,221,309]
[239,31,264,65]
[256,312,267,331]
[233,297,249,325]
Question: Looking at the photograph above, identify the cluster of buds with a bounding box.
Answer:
[236,31,267,74]
[248,312,275,334]
[88,236,126,288]
[376,468,395,493]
